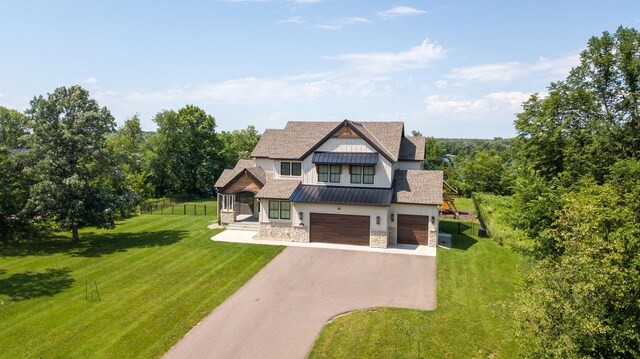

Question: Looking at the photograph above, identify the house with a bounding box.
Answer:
[214,120,443,248]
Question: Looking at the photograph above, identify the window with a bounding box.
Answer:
[281,162,301,177]
[269,201,280,219]
[349,165,375,184]
[330,165,341,183]
[268,201,290,220]
[318,164,329,182]
[363,166,375,184]
[350,165,362,183]
[291,162,302,176]
[280,201,291,219]
[281,162,290,176]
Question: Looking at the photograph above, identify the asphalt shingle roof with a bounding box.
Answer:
[254,177,301,200]
[393,170,443,205]
[214,161,267,189]
[399,136,426,161]
[250,120,415,162]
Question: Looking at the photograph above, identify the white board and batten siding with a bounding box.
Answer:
[300,138,393,187]
[254,157,273,172]
[395,161,424,171]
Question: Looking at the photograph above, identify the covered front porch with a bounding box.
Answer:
[218,191,260,225]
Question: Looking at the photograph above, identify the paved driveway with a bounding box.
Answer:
[164,246,436,359]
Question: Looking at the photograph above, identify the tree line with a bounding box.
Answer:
[443,27,640,357]
[0,86,259,242]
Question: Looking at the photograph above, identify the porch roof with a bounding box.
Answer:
[289,185,393,206]
[311,152,379,165]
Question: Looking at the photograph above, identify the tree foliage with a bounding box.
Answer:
[149,105,221,196]
[219,125,260,169]
[0,106,28,149]
[510,27,640,357]
[23,86,133,241]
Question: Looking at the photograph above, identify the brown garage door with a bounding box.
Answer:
[310,213,370,246]
[397,215,429,245]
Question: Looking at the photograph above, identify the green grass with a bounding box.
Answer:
[451,195,477,214]
[0,214,282,358]
[309,219,523,358]
[474,193,530,250]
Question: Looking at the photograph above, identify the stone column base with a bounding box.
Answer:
[291,225,309,242]
[221,210,236,225]
[370,231,388,248]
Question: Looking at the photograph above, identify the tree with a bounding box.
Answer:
[149,105,221,196]
[219,125,260,169]
[108,115,152,199]
[458,149,512,195]
[0,106,28,149]
[23,86,132,242]
[0,149,30,241]
[423,136,446,170]
[517,176,640,358]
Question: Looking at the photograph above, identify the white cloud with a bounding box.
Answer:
[279,16,305,24]
[434,79,448,88]
[96,71,385,107]
[325,39,445,73]
[85,77,98,84]
[424,91,532,115]
[377,6,426,19]
[448,54,579,82]
[316,17,371,30]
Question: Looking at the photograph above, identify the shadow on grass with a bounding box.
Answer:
[451,233,478,250]
[0,230,188,258]
[0,268,74,301]
[440,219,479,251]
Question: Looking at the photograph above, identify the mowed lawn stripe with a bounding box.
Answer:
[0,213,282,359]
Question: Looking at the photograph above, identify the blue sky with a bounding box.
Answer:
[1,1,638,138]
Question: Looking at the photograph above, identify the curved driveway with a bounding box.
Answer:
[164,246,436,359]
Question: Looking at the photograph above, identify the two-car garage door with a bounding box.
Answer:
[309,213,370,246]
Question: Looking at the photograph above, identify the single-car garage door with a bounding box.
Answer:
[397,214,429,245]
[310,213,370,246]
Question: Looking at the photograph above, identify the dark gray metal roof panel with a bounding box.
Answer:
[290,185,392,206]
[311,152,379,165]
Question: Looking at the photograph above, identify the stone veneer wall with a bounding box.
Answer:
[291,225,309,243]
[259,221,292,240]
[370,231,388,248]
[428,229,437,247]
[220,210,235,225]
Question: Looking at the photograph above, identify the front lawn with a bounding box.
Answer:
[0,214,282,358]
[309,219,523,358]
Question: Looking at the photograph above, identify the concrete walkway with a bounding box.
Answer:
[164,246,436,359]
[210,228,437,257]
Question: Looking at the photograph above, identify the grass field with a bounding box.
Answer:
[309,218,523,358]
[0,214,282,358]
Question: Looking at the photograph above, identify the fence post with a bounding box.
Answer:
[151,204,153,215]
[194,204,196,215]
[204,205,207,216]
[184,204,186,215]
[458,221,461,234]
[161,204,163,215]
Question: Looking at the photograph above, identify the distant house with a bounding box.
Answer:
[214,120,443,248]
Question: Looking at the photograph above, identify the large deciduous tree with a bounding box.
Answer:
[219,125,260,169]
[0,106,28,149]
[23,86,132,242]
[149,105,221,196]
[108,115,152,199]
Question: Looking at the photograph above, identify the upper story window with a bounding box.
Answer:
[318,164,341,183]
[350,165,375,184]
[281,162,302,176]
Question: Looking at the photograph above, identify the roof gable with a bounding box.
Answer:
[249,120,408,162]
